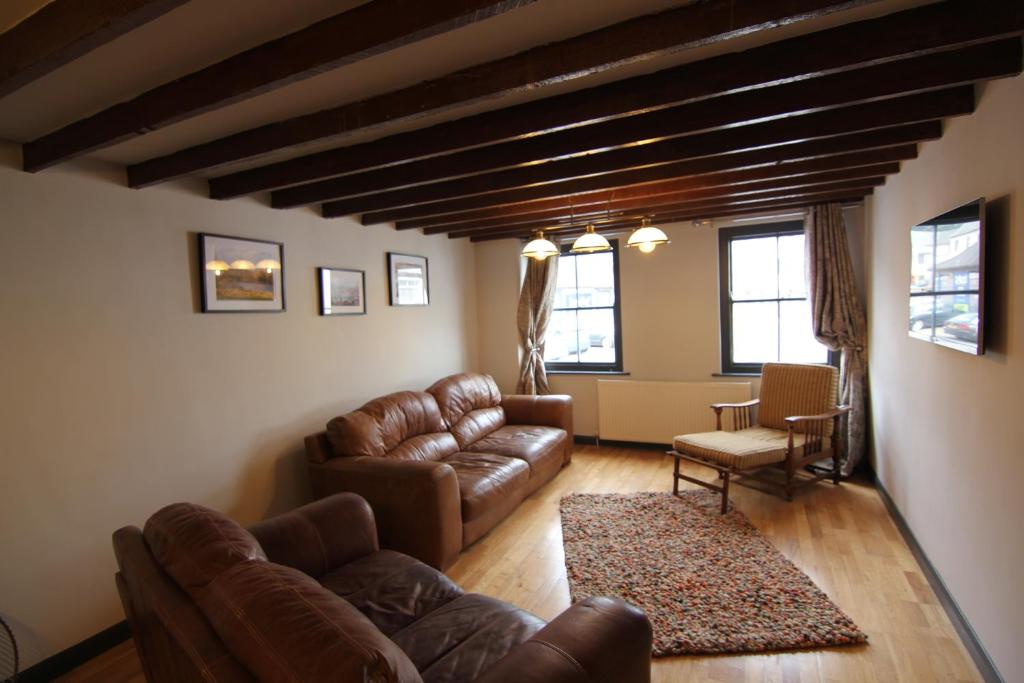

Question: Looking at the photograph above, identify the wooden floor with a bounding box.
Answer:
[59,446,981,682]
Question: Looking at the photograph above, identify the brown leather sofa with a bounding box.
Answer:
[113,493,652,683]
[304,373,573,570]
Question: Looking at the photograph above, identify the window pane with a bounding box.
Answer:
[935,219,981,293]
[909,295,936,338]
[578,308,616,364]
[552,254,578,308]
[777,234,806,298]
[779,300,829,364]
[731,236,778,300]
[544,309,581,363]
[910,225,935,293]
[574,251,615,307]
[934,293,979,350]
[732,301,779,363]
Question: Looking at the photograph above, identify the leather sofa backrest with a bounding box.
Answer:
[144,503,266,592]
[144,502,423,683]
[326,390,458,461]
[427,373,506,448]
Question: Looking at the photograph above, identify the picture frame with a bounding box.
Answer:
[387,252,429,306]
[318,267,366,316]
[198,233,285,313]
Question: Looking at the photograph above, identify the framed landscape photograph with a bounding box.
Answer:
[198,233,285,313]
[387,252,429,306]
[318,267,366,316]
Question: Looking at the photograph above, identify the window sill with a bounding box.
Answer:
[547,370,631,376]
[713,372,762,378]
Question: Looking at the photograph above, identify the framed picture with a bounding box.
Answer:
[387,252,429,306]
[318,267,366,316]
[198,233,285,313]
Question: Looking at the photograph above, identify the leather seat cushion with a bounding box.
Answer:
[320,550,463,636]
[442,453,529,523]
[390,593,545,683]
[464,425,566,478]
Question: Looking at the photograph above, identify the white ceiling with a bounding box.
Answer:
[0,0,936,178]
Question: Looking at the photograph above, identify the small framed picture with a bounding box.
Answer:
[387,252,429,306]
[318,267,366,316]
[199,233,285,313]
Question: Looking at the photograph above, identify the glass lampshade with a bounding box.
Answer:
[256,259,281,273]
[521,232,559,260]
[229,259,255,270]
[205,259,230,275]
[626,218,670,253]
[570,224,611,253]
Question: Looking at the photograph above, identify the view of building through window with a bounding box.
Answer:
[721,226,830,372]
[909,217,981,351]
[544,244,621,370]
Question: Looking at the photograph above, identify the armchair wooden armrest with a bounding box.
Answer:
[711,399,759,431]
[784,404,851,424]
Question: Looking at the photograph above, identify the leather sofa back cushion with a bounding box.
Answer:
[144,503,266,592]
[199,560,423,683]
[427,373,506,447]
[327,391,447,459]
[427,373,502,427]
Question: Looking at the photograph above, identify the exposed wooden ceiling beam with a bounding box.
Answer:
[124,0,878,187]
[405,162,901,231]
[273,41,1018,208]
[323,88,969,218]
[433,167,897,236]
[359,137,924,225]
[208,0,1024,200]
[21,0,535,171]
[0,0,188,99]
[468,189,873,242]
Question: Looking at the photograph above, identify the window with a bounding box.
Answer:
[544,240,623,372]
[718,223,833,374]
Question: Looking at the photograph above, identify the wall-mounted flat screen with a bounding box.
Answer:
[908,198,984,355]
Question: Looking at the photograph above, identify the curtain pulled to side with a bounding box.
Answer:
[806,203,869,475]
[516,255,559,395]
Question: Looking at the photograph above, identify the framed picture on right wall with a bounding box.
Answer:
[387,252,429,306]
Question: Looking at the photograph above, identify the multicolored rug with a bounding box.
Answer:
[559,491,867,657]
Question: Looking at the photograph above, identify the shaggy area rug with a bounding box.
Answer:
[559,491,867,657]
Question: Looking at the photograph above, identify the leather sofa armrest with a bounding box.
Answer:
[476,597,652,683]
[502,394,574,464]
[248,493,378,579]
[307,457,462,571]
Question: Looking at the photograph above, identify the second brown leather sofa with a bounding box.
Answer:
[304,373,573,570]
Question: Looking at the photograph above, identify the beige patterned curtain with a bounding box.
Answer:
[516,255,559,395]
[806,203,868,475]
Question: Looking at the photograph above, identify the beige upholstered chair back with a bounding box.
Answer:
[757,363,839,434]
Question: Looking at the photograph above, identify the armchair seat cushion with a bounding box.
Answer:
[320,550,463,636]
[391,593,545,683]
[443,453,529,523]
[464,425,566,482]
[673,427,809,469]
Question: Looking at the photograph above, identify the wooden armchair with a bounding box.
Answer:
[669,363,850,514]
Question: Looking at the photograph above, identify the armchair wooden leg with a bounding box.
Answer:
[720,471,730,514]
[784,464,795,501]
[832,451,842,485]
[672,455,680,495]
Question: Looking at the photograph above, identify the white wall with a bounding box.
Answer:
[475,207,864,436]
[0,145,478,667]
[866,74,1024,681]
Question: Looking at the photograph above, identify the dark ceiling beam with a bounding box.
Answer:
[324,88,969,218]
[0,0,188,99]
[406,162,901,231]
[208,0,1024,200]
[125,0,878,187]
[359,136,924,225]
[21,0,535,171]
[468,189,873,242]
[274,41,1018,208]
[448,178,884,239]
[434,168,896,236]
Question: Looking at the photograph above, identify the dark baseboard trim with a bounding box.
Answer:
[573,435,670,451]
[874,480,1004,683]
[17,620,130,683]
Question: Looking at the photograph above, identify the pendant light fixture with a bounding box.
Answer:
[569,197,610,253]
[626,216,670,254]
[521,230,559,261]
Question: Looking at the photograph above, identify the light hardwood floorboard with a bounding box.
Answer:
[58,445,981,683]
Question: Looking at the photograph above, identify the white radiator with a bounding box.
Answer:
[596,380,752,444]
